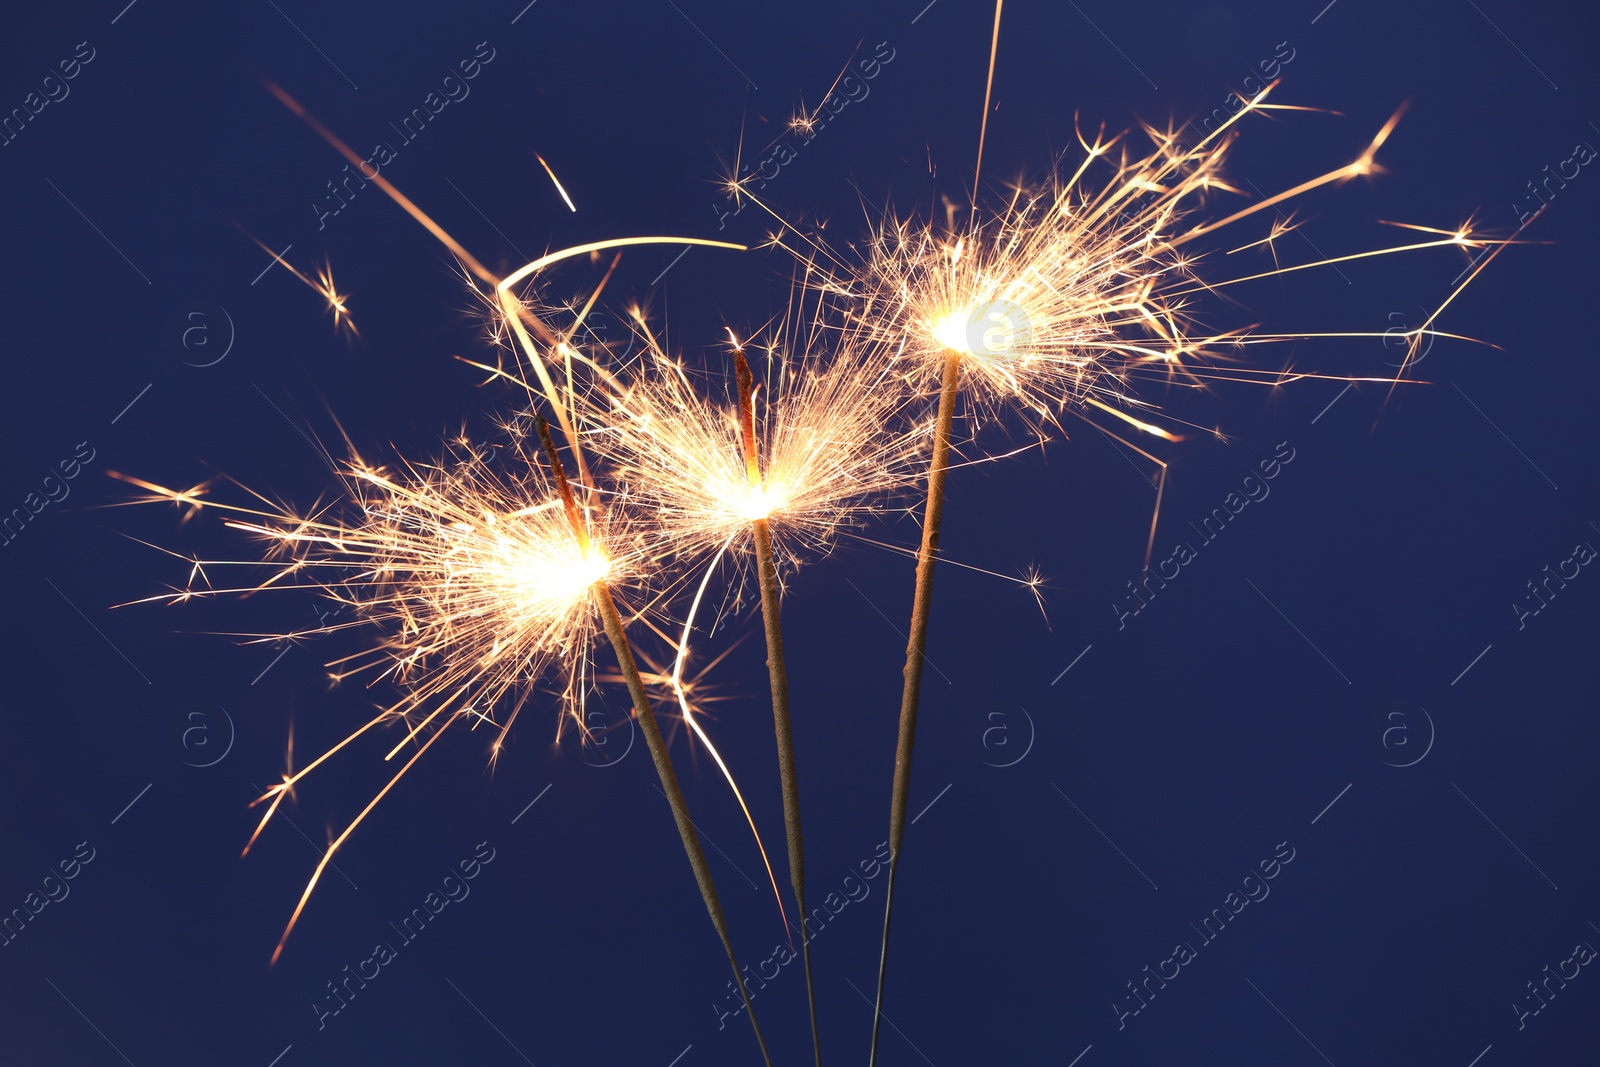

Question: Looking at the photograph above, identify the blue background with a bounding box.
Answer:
[1,1,1595,1064]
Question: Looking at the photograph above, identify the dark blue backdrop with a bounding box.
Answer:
[2,1,1596,1064]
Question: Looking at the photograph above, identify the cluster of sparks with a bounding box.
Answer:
[591,314,927,573]
[118,71,1522,966]
[114,435,633,961]
[825,94,1505,438]
[122,438,621,739]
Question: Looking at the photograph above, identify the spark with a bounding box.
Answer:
[536,153,578,213]
[238,227,358,340]
[665,534,791,936]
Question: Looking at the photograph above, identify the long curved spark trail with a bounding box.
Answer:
[667,534,792,937]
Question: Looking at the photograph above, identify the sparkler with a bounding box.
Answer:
[586,301,931,1066]
[852,27,1522,1066]
[120,413,779,1061]
[730,348,823,1066]
[116,415,774,1062]
[118,406,780,1063]
[589,308,925,567]
[111,427,628,960]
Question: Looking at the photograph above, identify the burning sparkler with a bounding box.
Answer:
[585,308,930,1064]
[851,52,1522,1067]
[112,426,630,957]
[533,413,775,1062]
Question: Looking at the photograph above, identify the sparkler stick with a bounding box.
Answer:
[868,349,960,1066]
[972,0,1004,203]
[847,82,1518,1061]
[734,350,822,1067]
[870,6,999,1049]
[533,415,775,1067]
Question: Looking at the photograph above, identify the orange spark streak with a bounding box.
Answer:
[536,153,578,212]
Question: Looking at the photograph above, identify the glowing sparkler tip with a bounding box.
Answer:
[930,308,973,354]
[729,483,792,522]
[574,550,612,588]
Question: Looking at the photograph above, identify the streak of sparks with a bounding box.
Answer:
[536,153,578,212]
[238,227,358,340]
